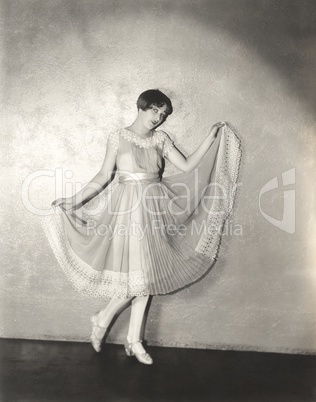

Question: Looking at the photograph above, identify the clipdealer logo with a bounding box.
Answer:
[259,167,295,234]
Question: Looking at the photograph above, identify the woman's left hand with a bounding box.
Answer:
[209,122,226,139]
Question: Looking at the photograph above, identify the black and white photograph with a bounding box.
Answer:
[1,0,316,401]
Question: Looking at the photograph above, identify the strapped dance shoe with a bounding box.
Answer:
[90,312,108,353]
[124,339,153,365]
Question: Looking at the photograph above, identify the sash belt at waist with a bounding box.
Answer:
[118,172,160,183]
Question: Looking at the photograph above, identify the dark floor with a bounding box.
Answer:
[1,338,316,402]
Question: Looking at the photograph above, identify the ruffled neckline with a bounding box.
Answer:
[121,128,164,149]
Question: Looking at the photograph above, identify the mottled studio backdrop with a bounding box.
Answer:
[1,0,316,353]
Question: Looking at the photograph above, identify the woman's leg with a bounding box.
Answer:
[92,297,133,340]
[90,296,133,352]
[126,295,150,354]
[98,297,133,326]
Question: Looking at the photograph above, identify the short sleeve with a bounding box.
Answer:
[161,131,175,159]
[107,131,120,155]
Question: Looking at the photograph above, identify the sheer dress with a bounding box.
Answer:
[41,125,241,298]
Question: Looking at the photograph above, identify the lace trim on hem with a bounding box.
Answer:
[41,211,149,299]
[195,125,242,259]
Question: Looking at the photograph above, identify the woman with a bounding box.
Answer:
[43,89,241,365]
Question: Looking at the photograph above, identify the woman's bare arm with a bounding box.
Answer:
[72,144,117,208]
[52,139,117,210]
[165,122,225,173]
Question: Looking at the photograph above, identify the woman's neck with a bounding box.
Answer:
[128,118,152,137]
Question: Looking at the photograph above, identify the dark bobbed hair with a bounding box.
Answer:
[136,89,173,116]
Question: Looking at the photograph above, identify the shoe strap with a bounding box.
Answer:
[93,313,108,330]
[127,339,142,347]
[95,323,108,330]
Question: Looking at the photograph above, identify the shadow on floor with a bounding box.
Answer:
[1,338,316,402]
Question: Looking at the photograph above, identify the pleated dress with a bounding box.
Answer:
[41,124,241,298]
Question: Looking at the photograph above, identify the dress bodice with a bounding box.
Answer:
[108,128,175,174]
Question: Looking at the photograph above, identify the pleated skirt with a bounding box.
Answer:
[41,125,242,298]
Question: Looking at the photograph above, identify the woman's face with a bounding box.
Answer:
[139,104,168,130]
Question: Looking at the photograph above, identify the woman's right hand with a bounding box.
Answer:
[51,197,75,212]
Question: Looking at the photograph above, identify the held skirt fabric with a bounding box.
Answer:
[41,125,242,298]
